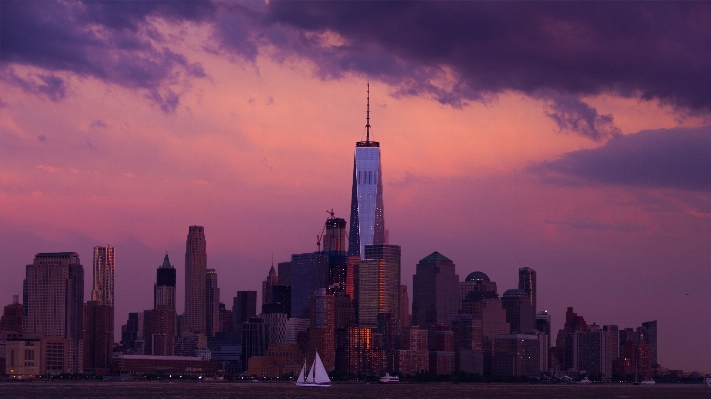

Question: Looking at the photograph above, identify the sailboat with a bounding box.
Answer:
[295,351,332,387]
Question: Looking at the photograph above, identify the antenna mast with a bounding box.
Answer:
[366,82,371,143]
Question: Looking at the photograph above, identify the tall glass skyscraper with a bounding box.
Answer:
[348,84,385,258]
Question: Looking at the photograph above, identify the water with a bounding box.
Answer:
[0,381,708,399]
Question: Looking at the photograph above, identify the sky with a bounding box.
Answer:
[1,1,710,373]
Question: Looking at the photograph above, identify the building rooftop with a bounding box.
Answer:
[465,271,490,281]
[419,251,453,263]
[503,289,528,297]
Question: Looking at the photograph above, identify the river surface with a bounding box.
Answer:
[0,381,708,399]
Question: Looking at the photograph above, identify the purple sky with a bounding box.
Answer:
[1,1,710,373]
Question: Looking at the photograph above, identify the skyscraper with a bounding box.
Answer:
[357,244,401,328]
[518,267,536,323]
[262,265,278,306]
[641,320,658,368]
[290,252,329,319]
[205,269,220,337]
[24,252,84,373]
[348,84,385,258]
[154,252,176,311]
[92,246,115,307]
[309,288,335,372]
[501,289,535,334]
[233,291,257,339]
[412,251,459,349]
[84,300,114,371]
[184,226,207,335]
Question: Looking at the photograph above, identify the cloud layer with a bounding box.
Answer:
[539,126,711,191]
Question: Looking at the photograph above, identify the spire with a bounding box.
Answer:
[161,252,172,268]
[366,81,371,143]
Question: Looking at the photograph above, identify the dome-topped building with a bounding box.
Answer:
[459,270,498,309]
[465,271,490,282]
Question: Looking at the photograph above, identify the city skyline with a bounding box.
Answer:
[1,1,710,373]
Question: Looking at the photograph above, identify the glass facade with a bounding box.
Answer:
[348,144,385,258]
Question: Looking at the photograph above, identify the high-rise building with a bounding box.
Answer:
[640,320,657,368]
[0,295,23,333]
[142,307,176,356]
[83,301,114,371]
[324,216,349,292]
[184,226,207,335]
[412,251,459,349]
[290,252,329,319]
[358,244,401,328]
[233,291,257,338]
[92,246,115,307]
[501,289,535,334]
[120,312,142,351]
[154,252,176,311]
[308,288,335,372]
[517,267,536,322]
[242,317,268,371]
[24,252,84,373]
[348,84,385,259]
[399,285,409,328]
[574,323,605,376]
[206,269,220,337]
[603,325,619,378]
[536,310,552,350]
[459,271,498,309]
[277,262,291,287]
[261,265,278,306]
[492,334,541,377]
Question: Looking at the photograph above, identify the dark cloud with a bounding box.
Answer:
[544,219,646,233]
[1,69,66,102]
[38,135,47,143]
[90,120,107,129]
[537,91,621,141]
[254,2,711,116]
[0,0,214,110]
[537,126,711,192]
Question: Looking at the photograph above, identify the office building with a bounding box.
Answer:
[348,84,385,258]
[399,285,409,328]
[154,252,176,311]
[641,320,658,368]
[83,301,114,371]
[492,334,541,377]
[277,262,291,287]
[459,271,498,308]
[574,324,605,376]
[91,246,115,307]
[0,296,22,333]
[518,267,536,323]
[242,317,268,371]
[536,310,552,350]
[603,325,619,378]
[358,244,401,328]
[23,252,84,373]
[262,312,287,345]
[184,226,207,335]
[412,251,459,349]
[206,269,219,337]
[142,307,176,356]
[262,265,278,306]
[290,252,328,319]
[308,288,335,372]
[501,289,535,334]
[233,291,257,338]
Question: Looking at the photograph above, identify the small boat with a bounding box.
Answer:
[704,377,710,387]
[640,380,655,385]
[378,373,400,384]
[295,351,332,387]
[578,377,591,384]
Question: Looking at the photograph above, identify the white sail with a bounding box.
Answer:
[295,359,306,384]
[312,351,331,384]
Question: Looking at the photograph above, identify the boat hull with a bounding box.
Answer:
[295,383,331,387]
